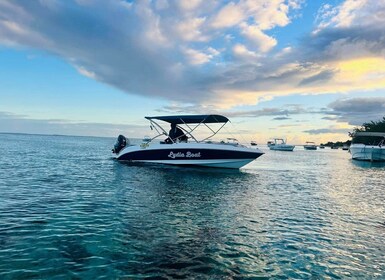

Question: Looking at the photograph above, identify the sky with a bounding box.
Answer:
[0,0,384,144]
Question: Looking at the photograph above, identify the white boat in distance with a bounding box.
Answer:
[304,141,317,150]
[267,138,295,151]
[342,144,349,151]
[349,132,385,161]
[112,115,264,169]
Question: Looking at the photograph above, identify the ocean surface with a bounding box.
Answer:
[0,133,384,279]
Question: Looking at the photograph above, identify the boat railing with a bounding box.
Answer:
[143,115,250,146]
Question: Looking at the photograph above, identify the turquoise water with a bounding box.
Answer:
[0,133,384,279]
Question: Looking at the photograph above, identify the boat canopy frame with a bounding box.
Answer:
[352,132,385,137]
[145,115,230,144]
[270,138,287,144]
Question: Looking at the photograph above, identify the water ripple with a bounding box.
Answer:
[0,134,384,278]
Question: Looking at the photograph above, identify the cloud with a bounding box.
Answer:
[310,0,385,61]
[272,116,291,121]
[303,128,349,135]
[174,17,208,42]
[0,0,384,108]
[232,44,258,59]
[298,70,335,86]
[182,47,219,65]
[0,111,147,137]
[155,103,218,114]
[211,96,384,129]
[75,65,96,79]
[278,123,301,128]
[327,97,385,125]
[315,0,383,30]
[210,2,244,29]
[322,116,338,121]
[176,0,203,12]
[240,23,277,53]
[226,106,307,118]
[155,102,323,119]
[154,100,305,119]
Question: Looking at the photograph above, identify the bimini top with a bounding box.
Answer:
[145,114,229,124]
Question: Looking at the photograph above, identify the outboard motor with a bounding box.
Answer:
[112,135,127,154]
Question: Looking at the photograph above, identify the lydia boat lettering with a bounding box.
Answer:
[168,151,201,159]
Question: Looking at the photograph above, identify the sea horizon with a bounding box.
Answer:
[0,131,351,147]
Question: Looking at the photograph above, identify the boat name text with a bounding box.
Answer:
[168,151,201,159]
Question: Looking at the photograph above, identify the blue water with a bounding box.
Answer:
[0,133,384,279]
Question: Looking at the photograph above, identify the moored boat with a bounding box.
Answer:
[349,132,385,161]
[304,141,317,150]
[112,115,264,169]
[267,138,295,151]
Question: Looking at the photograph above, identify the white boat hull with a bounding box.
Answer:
[269,145,295,151]
[304,146,317,150]
[350,144,385,161]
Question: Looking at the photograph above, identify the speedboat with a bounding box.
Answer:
[267,138,295,151]
[349,132,385,161]
[342,144,349,151]
[112,114,264,169]
[250,141,258,146]
[304,141,317,150]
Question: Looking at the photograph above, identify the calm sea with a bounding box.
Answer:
[0,133,384,279]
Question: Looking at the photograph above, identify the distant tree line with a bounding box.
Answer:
[321,116,385,147]
[321,140,351,148]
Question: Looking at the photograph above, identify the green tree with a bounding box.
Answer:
[352,116,385,134]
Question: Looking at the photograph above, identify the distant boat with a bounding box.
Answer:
[250,141,258,146]
[267,138,295,151]
[342,144,349,151]
[304,141,317,150]
[319,145,325,149]
[331,146,339,149]
[349,132,385,161]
